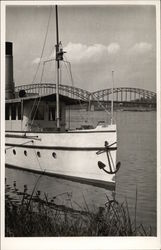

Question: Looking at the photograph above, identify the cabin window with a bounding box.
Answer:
[31,106,44,120]
[37,151,41,157]
[48,106,56,121]
[5,104,10,120]
[52,152,57,158]
[48,106,62,121]
[17,103,21,120]
[13,149,16,155]
[11,103,16,120]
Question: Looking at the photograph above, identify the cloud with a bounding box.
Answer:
[107,43,120,54]
[32,53,55,65]
[64,42,120,63]
[32,42,120,65]
[130,42,152,54]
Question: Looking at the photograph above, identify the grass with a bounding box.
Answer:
[5,181,153,237]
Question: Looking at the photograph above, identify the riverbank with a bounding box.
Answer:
[5,181,153,237]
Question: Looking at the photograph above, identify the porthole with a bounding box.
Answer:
[13,149,16,155]
[24,150,27,156]
[52,152,57,158]
[37,151,41,157]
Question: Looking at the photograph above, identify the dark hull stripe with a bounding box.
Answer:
[5,130,116,134]
[5,164,115,191]
[5,143,117,151]
[5,134,40,139]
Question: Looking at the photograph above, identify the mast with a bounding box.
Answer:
[55,5,60,129]
[111,70,114,124]
[55,5,65,130]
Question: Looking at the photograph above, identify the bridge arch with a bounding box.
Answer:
[92,87,156,102]
[15,83,91,101]
[15,84,156,103]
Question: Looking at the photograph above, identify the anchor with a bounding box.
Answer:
[96,141,121,174]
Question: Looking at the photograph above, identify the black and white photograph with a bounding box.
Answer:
[1,0,160,249]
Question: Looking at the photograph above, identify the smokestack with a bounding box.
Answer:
[5,42,15,99]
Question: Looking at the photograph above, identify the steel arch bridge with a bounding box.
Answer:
[92,87,156,102]
[15,83,156,103]
[15,83,91,101]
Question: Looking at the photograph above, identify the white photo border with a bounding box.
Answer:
[1,1,160,250]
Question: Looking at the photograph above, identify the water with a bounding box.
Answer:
[5,110,157,235]
[115,111,156,234]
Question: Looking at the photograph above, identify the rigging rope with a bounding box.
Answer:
[5,140,34,150]
[29,6,113,128]
[62,53,112,125]
[28,7,54,129]
[63,56,74,87]
[61,55,87,123]
[30,97,42,128]
[32,6,53,84]
[63,55,112,125]
[27,98,38,120]
[92,95,111,115]
[40,62,45,83]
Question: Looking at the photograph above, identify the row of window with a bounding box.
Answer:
[7,149,57,159]
[5,103,62,121]
[6,103,21,120]
[31,106,59,121]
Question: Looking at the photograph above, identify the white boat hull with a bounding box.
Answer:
[5,125,118,190]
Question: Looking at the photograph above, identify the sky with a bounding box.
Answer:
[6,4,156,92]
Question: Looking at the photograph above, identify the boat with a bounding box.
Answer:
[5,5,120,190]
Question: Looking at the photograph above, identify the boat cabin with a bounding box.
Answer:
[5,42,80,132]
[5,93,79,132]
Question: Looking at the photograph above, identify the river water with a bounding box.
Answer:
[5,110,157,235]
